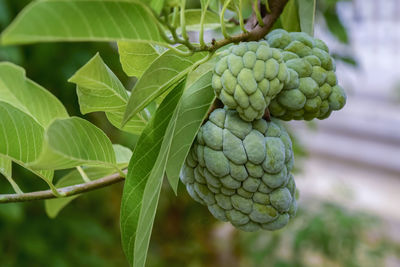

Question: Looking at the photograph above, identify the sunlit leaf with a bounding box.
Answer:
[165,70,215,193]
[120,80,185,267]
[118,42,160,78]
[69,53,153,134]
[0,102,45,169]
[123,48,207,125]
[30,117,116,170]
[69,53,129,114]
[0,62,68,127]
[1,0,164,45]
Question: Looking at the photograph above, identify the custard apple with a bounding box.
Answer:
[265,29,346,120]
[212,41,289,122]
[180,108,297,231]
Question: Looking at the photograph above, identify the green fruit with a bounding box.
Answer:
[180,109,297,232]
[265,29,346,120]
[212,41,288,122]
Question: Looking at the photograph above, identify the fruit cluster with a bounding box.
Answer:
[180,30,346,231]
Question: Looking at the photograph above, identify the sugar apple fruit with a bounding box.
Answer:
[212,41,289,122]
[265,29,346,120]
[180,108,297,231]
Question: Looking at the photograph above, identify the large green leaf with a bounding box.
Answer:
[1,0,164,45]
[45,144,132,218]
[118,42,160,78]
[120,80,185,267]
[0,62,68,127]
[122,48,207,125]
[298,0,316,36]
[30,117,116,170]
[165,70,215,193]
[69,53,129,114]
[0,62,117,191]
[280,0,301,32]
[0,101,54,184]
[0,101,45,167]
[69,53,153,134]
[0,62,63,185]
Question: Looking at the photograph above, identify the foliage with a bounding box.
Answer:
[0,0,360,266]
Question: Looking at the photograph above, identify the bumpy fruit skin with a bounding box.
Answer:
[180,108,297,232]
[265,29,346,120]
[212,41,289,122]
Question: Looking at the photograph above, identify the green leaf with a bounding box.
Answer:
[1,0,164,45]
[113,144,134,168]
[105,110,148,135]
[0,62,68,127]
[0,62,117,190]
[123,48,207,125]
[120,80,185,267]
[30,117,116,170]
[141,0,165,14]
[118,42,160,78]
[298,0,316,36]
[45,144,132,218]
[280,0,301,32]
[0,101,54,185]
[0,155,22,194]
[69,53,153,135]
[69,53,129,114]
[0,62,66,187]
[165,70,215,193]
[0,101,46,166]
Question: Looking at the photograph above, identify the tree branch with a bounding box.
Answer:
[195,0,289,52]
[0,170,126,203]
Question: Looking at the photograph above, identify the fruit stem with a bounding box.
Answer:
[263,108,271,122]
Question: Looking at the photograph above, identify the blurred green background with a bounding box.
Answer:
[0,0,399,266]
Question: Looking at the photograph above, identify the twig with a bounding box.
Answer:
[194,0,289,52]
[0,170,126,203]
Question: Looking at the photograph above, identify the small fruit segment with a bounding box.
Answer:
[265,29,346,120]
[180,109,297,231]
[212,41,288,122]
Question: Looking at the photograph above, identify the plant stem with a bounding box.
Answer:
[77,166,91,183]
[172,6,179,28]
[6,177,23,194]
[220,0,232,39]
[253,0,264,27]
[195,0,289,52]
[0,170,126,203]
[236,0,247,33]
[199,0,211,48]
[180,0,188,41]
